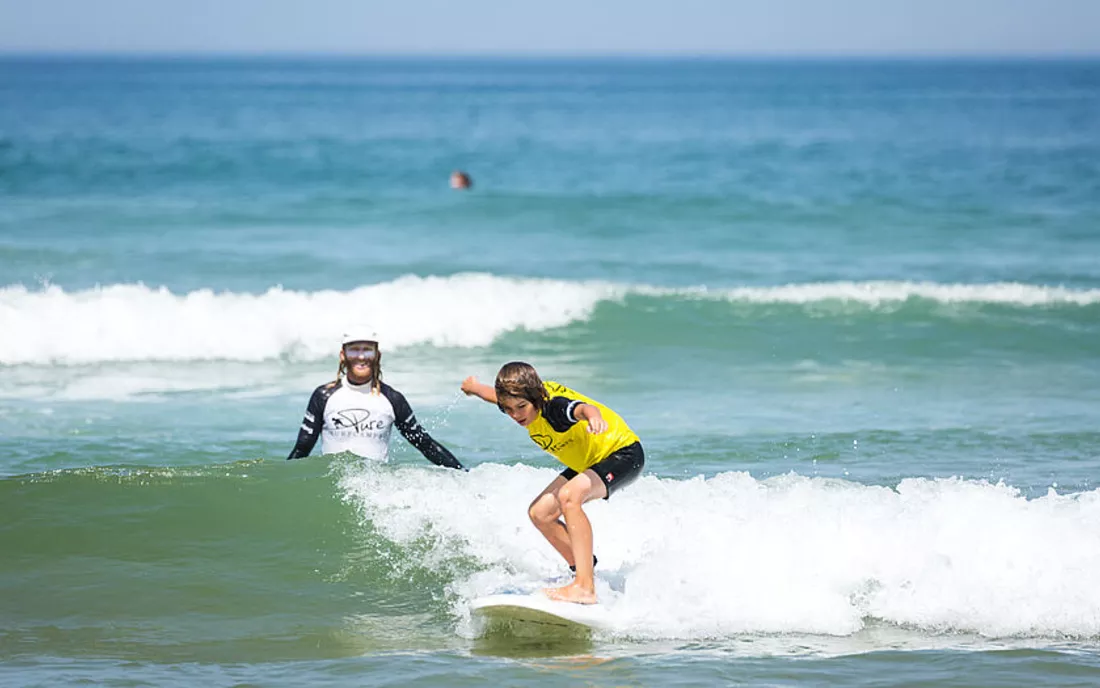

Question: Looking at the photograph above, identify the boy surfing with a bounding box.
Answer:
[462,362,644,604]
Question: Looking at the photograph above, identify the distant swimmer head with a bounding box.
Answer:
[339,326,381,389]
[450,170,472,190]
[494,361,547,426]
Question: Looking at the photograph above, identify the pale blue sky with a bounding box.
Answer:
[1,0,1097,56]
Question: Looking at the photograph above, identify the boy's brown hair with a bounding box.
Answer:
[494,361,548,412]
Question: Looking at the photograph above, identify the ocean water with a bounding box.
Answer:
[2,56,1100,686]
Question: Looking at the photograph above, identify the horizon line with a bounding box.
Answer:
[1,49,1098,61]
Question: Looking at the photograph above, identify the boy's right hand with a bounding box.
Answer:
[460,376,480,396]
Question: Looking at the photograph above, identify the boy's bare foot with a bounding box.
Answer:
[544,581,598,605]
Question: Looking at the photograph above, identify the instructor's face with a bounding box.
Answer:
[500,397,538,427]
[342,342,377,383]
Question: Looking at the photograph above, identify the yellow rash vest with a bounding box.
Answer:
[525,381,639,473]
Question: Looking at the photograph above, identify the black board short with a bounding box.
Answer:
[559,441,644,500]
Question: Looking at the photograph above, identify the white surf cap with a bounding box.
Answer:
[341,326,379,346]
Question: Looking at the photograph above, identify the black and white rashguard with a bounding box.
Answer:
[287,378,463,469]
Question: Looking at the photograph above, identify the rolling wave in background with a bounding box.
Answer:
[2,274,1097,364]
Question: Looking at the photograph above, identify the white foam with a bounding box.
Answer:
[0,274,625,365]
[708,281,1100,307]
[337,462,1100,640]
[2,276,1096,365]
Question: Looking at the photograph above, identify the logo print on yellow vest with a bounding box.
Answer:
[531,434,553,450]
[525,380,639,474]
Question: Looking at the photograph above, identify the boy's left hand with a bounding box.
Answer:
[586,417,608,434]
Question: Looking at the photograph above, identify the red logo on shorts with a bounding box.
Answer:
[606,472,614,482]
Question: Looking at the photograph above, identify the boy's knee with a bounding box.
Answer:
[557,483,583,510]
[528,495,558,524]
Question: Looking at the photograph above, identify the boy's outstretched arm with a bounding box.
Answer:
[461,376,497,404]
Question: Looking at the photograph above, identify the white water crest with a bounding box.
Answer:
[0,274,626,364]
[710,280,1100,307]
[2,275,1097,365]
[338,461,1100,640]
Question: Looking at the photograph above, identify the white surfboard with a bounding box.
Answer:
[471,592,612,631]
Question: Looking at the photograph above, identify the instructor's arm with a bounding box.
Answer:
[287,387,327,459]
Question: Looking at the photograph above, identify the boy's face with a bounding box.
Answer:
[500,396,538,427]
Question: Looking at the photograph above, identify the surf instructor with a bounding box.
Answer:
[287,327,465,470]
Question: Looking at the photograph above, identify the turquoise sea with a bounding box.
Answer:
[2,56,1100,686]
